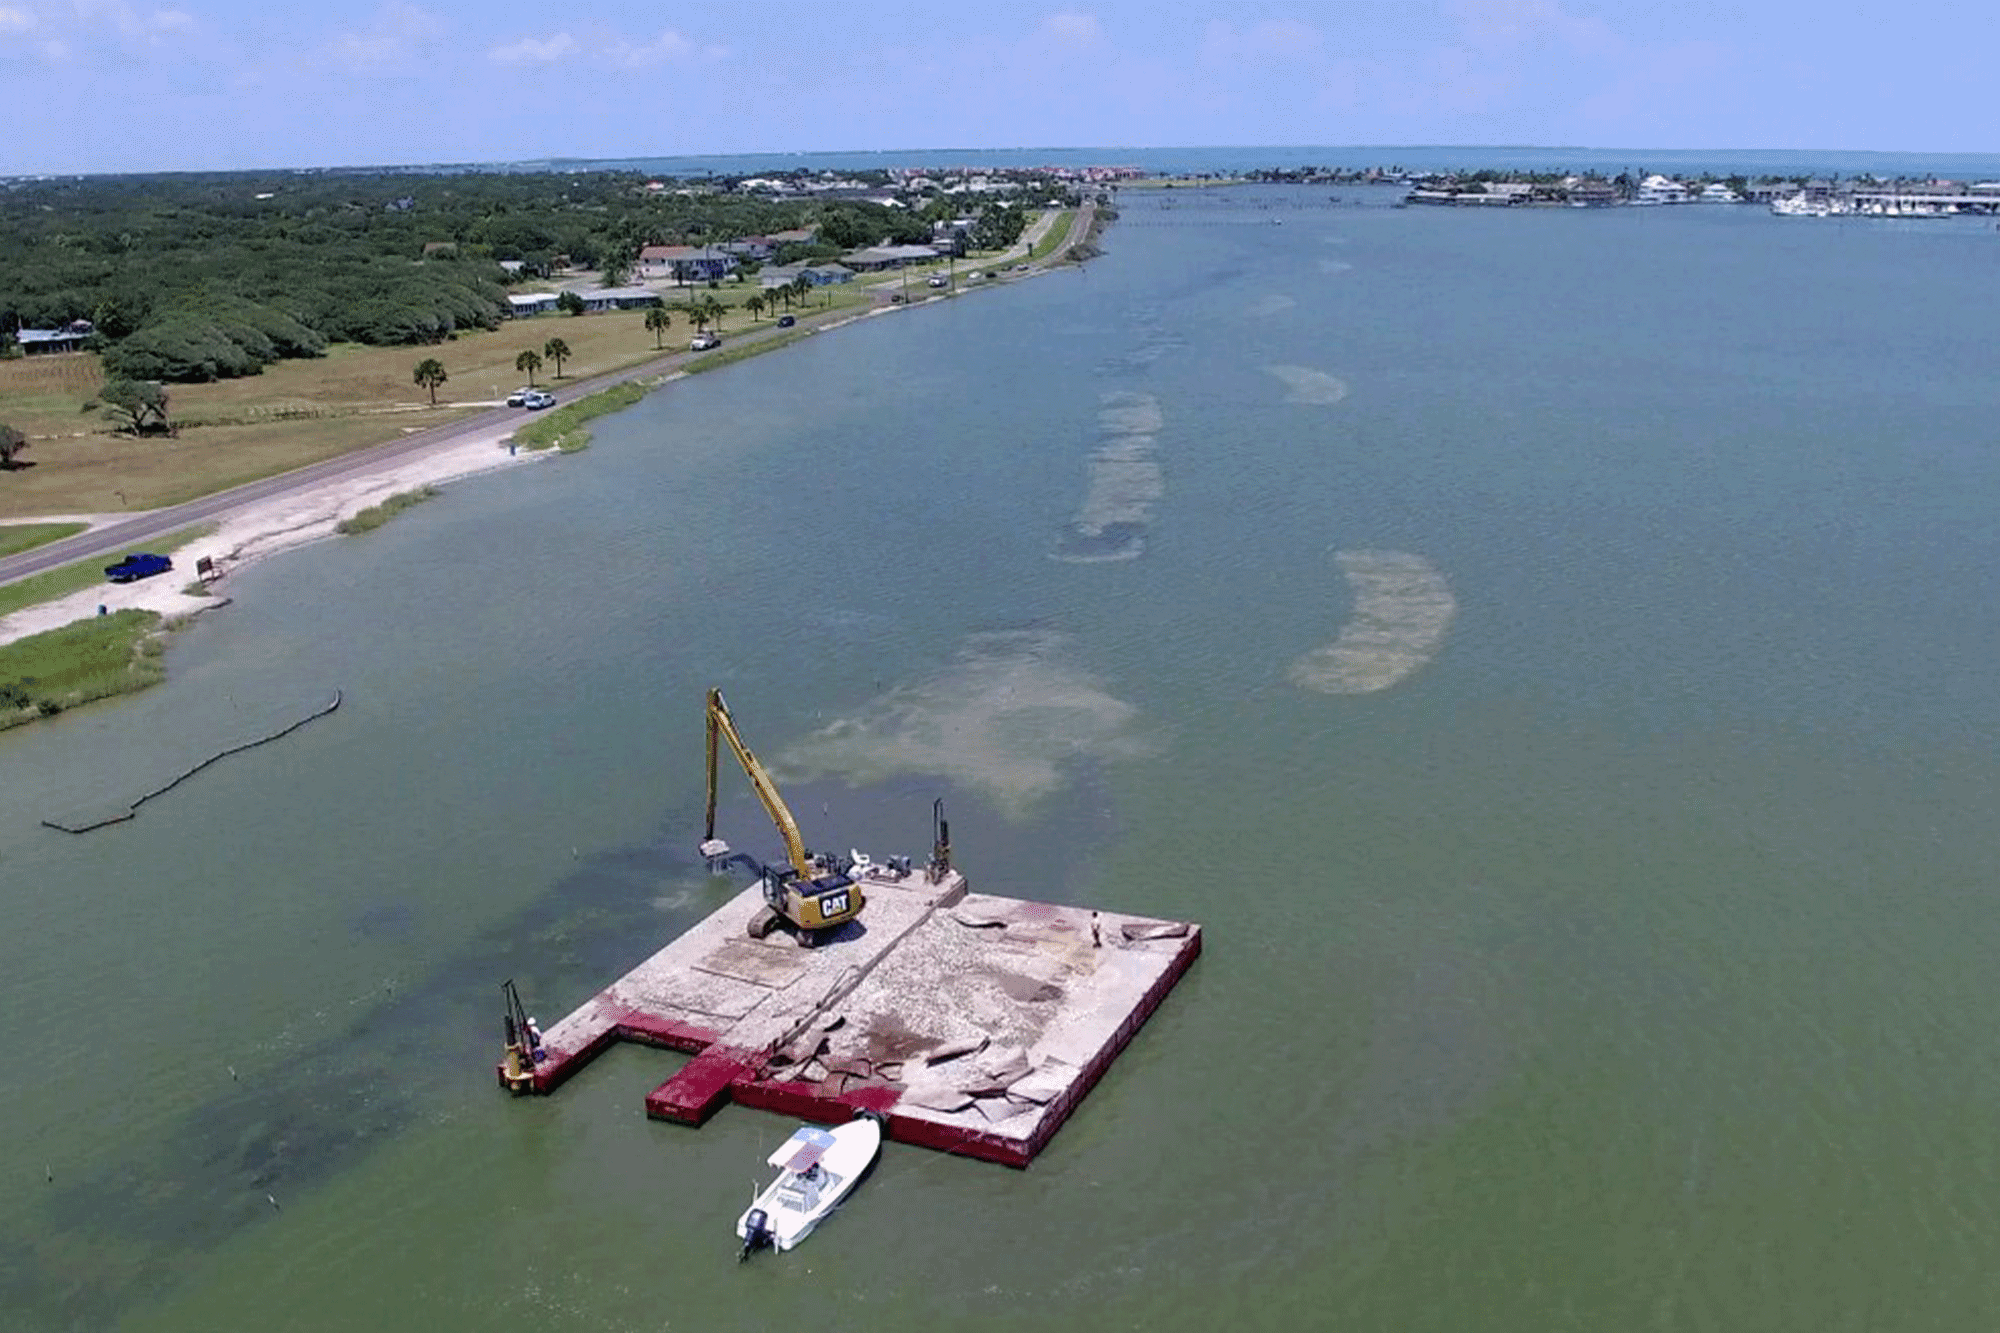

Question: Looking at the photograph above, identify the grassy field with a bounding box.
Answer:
[0,524,214,619]
[1028,212,1077,264]
[0,608,165,730]
[0,308,683,519]
[0,247,1035,522]
[0,521,87,557]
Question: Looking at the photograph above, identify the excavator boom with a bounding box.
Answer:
[705,688,812,880]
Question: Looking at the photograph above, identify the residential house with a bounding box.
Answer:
[1633,175,1691,204]
[1565,179,1620,207]
[507,293,560,318]
[14,319,94,353]
[841,243,949,271]
[637,245,738,283]
[759,263,854,289]
[576,286,662,312]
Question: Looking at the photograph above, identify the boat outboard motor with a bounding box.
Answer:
[739,1208,772,1262]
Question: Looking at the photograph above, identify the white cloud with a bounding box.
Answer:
[604,27,727,67]
[1200,17,1323,64]
[487,26,725,68]
[1041,11,1100,46]
[1578,38,1733,124]
[488,31,577,65]
[0,0,191,58]
[330,3,444,72]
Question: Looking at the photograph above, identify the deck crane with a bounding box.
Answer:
[702,687,865,946]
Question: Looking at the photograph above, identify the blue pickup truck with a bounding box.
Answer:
[104,553,173,583]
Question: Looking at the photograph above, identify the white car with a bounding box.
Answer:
[690,333,720,351]
[505,387,532,406]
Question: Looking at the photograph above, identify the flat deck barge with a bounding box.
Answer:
[503,862,1200,1166]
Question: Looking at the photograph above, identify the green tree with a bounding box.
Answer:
[542,336,570,378]
[681,301,707,334]
[744,293,766,322]
[515,349,543,386]
[644,305,671,348]
[556,290,586,317]
[0,423,26,469]
[100,379,170,435]
[702,295,726,331]
[412,357,448,405]
[789,275,813,310]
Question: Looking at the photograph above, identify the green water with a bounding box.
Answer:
[8,187,2000,1330]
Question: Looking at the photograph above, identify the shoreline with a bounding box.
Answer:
[0,416,550,648]
[0,206,1097,659]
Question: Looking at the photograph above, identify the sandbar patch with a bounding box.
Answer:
[1265,365,1350,405]
[1289,550,1456,694]
[1054,391,1164,563]
[776,630,1152,817]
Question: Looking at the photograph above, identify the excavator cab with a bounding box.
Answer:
[753,861,858,942]
[704,689,866,946]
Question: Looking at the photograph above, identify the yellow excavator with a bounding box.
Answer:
[702,687,866,946]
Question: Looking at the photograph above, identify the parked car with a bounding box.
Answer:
[776,315,796,328]
[506,387,532,407]
[690,333,721,351]
[926,275,948,288]
[104,553,173,583]
[523,391,556,410]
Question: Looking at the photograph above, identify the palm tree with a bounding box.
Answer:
[543,336,571,379]
[645,305,671,348]
[744,293,766,322]
[516,349,543,386]
[681,301,707,334]
[412,358,448,406]
[703,294,726,331]
[789,275,813,310]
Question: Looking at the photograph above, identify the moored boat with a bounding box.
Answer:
[736,1116,883,1259]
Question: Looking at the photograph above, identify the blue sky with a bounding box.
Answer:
[2,1,1994,174]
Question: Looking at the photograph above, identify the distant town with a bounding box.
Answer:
[1229,165,2000,216]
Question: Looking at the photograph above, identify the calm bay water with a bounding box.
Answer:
[7,186,2000,1330]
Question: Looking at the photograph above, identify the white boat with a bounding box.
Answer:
[736,1116,883,1259]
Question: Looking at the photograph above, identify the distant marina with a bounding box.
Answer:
[1396,169,2000,215]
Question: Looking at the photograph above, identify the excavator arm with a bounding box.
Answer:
[705,688,813,880]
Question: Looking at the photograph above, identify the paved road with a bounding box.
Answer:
[0,200,1100,591]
